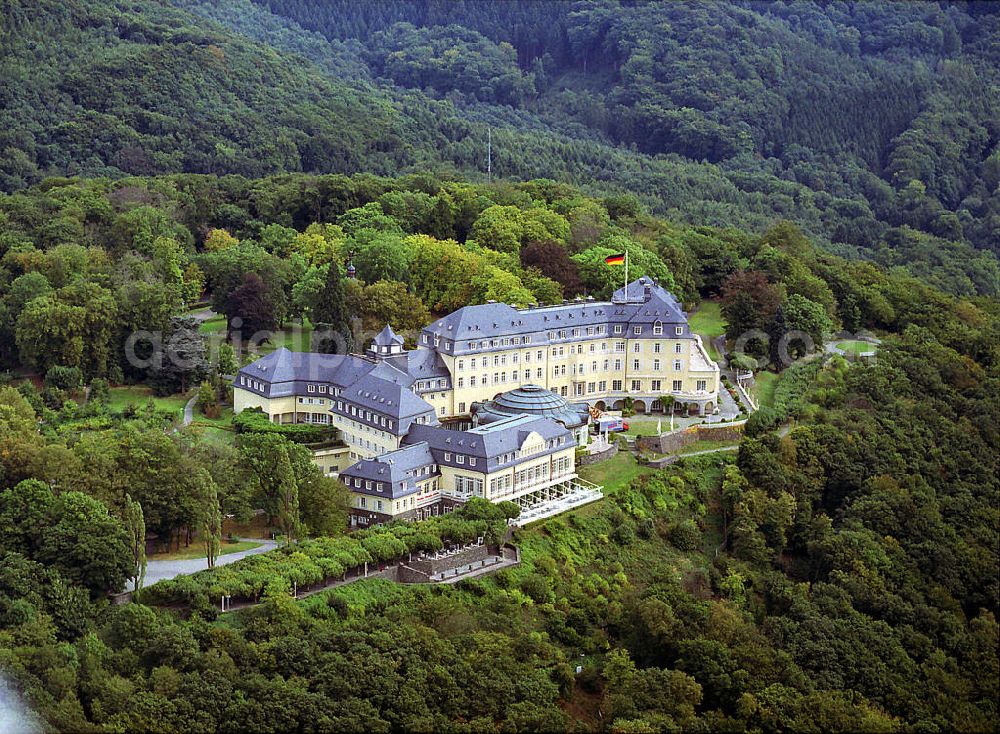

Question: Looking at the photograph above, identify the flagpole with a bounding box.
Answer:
[624,250,629,301]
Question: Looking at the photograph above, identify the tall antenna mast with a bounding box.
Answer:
[487,127,492,184]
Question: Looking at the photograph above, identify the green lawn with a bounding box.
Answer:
[149,540,261,561]
[753,370,780,408]
[189,406,234,427]
[197,314,227,335]
[259,320,313,353]
[688,301,725,360]
[105,386,191,420]
[578,450,652,496]
[197,314,313,353]
[835,339,876,355]
[622,417,667,437]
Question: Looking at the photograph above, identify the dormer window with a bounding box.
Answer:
[653,321,663,335]
[675,326,683,335]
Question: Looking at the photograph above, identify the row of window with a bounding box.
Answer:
[423,325,685,351]
[415,378,448,391]
[564,379,707,396]
[441,452,478,467]
[240,375,266,392]
[454,341,684,371]
[333,400,395,431]
[424,334,534,350]
[549,323,683,339]
[453,475,484,497]
[552,358,684,377]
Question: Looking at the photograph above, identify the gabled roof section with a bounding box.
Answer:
[425,302,523,338]
[401,347,450,380]
[342,441,436,484]
[405,414,570,460]
[344,373,435,420]
[238,347,356,384]
[421,280,689,345]
[613,278,687,323]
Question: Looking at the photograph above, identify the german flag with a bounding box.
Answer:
[604,253,626,266]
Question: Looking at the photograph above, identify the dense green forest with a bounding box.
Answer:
[0,171,998,731]
[0,1,999,730]
[1,0,998,295]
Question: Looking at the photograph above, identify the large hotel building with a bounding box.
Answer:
[234,278,719,525]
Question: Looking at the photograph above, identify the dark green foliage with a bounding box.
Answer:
[43,365,82,391]
[224,272,281,336]
[667,519,701,552]
[1,0,998,294]
[312,261,353,354]
[148,317,209,395]
[0,481,132,597]
[232,407,331,443]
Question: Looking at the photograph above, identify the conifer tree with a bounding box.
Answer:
[124,494,146,591]
[312,261,354,354]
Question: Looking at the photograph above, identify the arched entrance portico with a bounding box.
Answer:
[633,399,647,414]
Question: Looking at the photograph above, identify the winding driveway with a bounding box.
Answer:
[133,538,281,590]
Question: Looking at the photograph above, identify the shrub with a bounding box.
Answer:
[326,594,349,619]
[44,365,83,391]
[667,519,701,551]
[745,406,782,436]
[88,378,110,404]
[233,407,331,443]
[610,520,636,546]
[520,573,554,604]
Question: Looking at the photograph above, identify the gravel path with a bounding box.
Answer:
[182,394,197,426]
[133,538,281,590]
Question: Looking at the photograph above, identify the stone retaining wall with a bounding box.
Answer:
[579,443,618,466]
[411,544,494,576]
[637,421,745,454]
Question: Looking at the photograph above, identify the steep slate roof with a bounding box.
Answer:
[342,373,436,419]
[404,414,571,472]
[422,279,690,350]
[372,324,404,347]
[240,348,353,386]
[236,347,436,422]
[339,442,437,500]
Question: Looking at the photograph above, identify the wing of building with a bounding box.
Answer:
[234,278,718,525]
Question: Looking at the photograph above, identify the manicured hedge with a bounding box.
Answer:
[135,499,518,608]
[232,407,335,443]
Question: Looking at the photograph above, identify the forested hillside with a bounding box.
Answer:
[0,170,997,732]
[1,0,998,295]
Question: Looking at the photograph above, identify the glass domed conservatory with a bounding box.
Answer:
[470,384,591,446]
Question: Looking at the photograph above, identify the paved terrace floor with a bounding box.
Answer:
[432,555,519,584]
